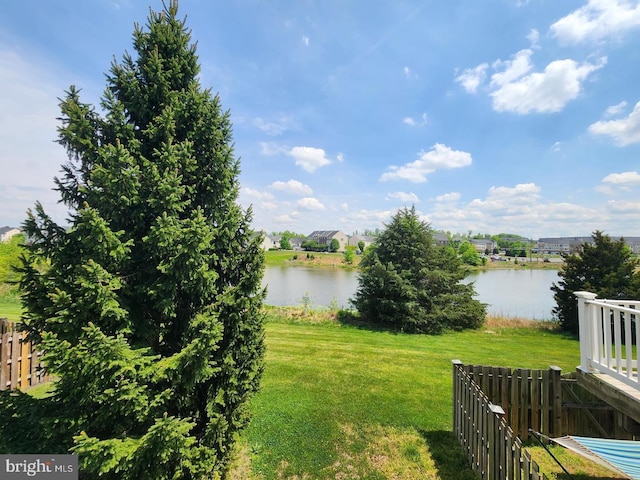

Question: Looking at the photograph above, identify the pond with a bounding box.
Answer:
[262,266,559,320]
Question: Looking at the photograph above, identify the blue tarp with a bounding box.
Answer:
[552,435,640,479]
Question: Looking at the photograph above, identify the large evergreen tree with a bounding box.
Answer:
[352,207,485,334]
[551,231,640,335]
[2,3,265,478]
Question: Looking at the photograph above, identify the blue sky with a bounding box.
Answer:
[2,1,640,239]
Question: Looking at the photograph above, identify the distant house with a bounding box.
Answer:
[470,239,496,253]
[0,227,21,243]
[288,237,305,250]
[306,230,349,252]
[348,235,376,251]
[254,231,281,250]
[432,232,449,247]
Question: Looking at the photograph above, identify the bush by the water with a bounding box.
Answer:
[352,206,486,334]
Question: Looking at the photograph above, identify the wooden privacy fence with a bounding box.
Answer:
[453,360,550,480]
[457,361,635,440]
[0,318,49,391]
[456,362,563,439]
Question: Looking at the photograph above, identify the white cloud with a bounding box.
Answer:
[341,203,349,211]
[469,183,541,211]
[491,57,607,114]
[348,208,398,225]
[551,0,640,44]
[588,101,640,145]
[490,49,533,88]
[403,66,411,77]
[425,183,609,237]
[336,152,345,162]
[241,187,275,201]
[527,28,540,47]
[297,197,326,211]
[387,191,419,203]
[435,192,461,203]
[260,141,288,156]
[607,200,640,213]
[380,144,473,183]
[302,36,310,46]
[604,101,628,117]
[489,183,541,201]
[253,116,294,136]
[274,213,299,224]
[403,112,428,127]
[602,171,640,185]
[270,179,313,195]
[289,146,332,172]
[455,63,488,94]
[459,47,606,115]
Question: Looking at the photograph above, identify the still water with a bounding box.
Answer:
[262,267,559,320]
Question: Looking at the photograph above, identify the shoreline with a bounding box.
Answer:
[264,250,564,270]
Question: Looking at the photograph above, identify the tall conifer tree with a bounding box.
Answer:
[6,3,265,478]
[352,207,485,334]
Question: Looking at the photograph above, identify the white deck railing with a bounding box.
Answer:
[576,291,640,391]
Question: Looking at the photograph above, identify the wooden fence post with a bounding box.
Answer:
[0,330,8,390]
[550,366,562,435]
[453,359,463,440]
[489,403,505,480]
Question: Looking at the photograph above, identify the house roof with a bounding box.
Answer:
[307,230,343,238]
[0,226,19,235]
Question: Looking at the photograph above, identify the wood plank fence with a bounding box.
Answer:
[457,361,636,440]
[453,360,638,480]
[455,362,563,440]
[453,360,550,480]
[0,318,49,391]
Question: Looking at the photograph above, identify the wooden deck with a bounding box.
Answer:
[576,367,640,431]
[575,292,640,433]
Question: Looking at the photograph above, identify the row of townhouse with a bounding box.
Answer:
[535,237,640,255]
[258,230,377,252]
[259,230,494,253]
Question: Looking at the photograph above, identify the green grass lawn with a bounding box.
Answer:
[6,290,609,479]
[264,250,360,268]
[0,285,21,322]
[235,312,584,479]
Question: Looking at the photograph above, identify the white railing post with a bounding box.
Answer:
[575,291,598,373]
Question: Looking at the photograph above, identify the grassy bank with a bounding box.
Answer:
[264,250,361,268]
[229,309,616,479]
[263,249,561,271]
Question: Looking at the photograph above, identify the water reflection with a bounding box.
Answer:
[262,266,559,320]
[262,267,358,310]
[465,269,558,320]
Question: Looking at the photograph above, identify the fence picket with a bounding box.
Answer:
[453,362,557,480]
[0,320,49,391]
